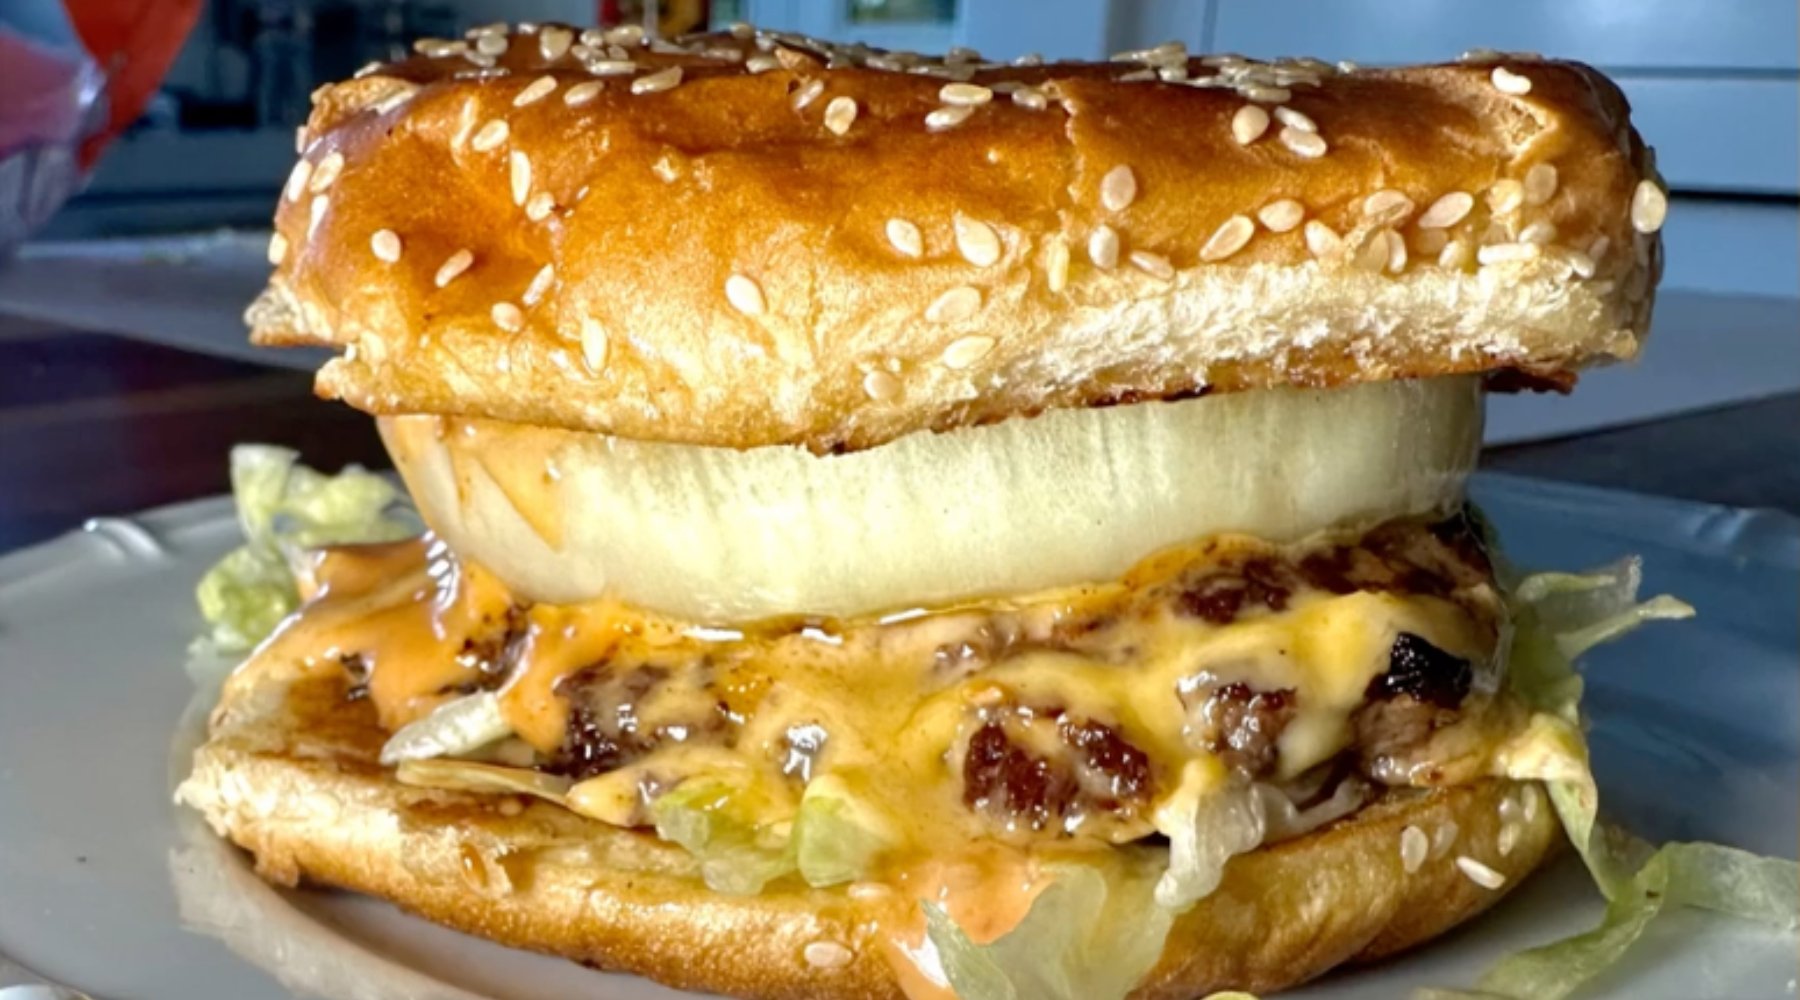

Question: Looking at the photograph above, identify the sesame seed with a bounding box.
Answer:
[1303,220,1342,259]
[1256,198,1304,232]
[1012,87,1048,111]
[1418,191,1474,229]
[413,37,463,57]
[370,229,402,262]
[435,249,473,287]
[1521,784,1542,823]
[1431,820,1460,859]
[284,159,314,202]
[524,264,555,306]
[791,79,825,110]
[1273,106,1316,133]
[475,33,509,57]
[586,59,637,77]
[1231,105,1271,145]
[1352,232,1389,272]
[729,21,754,40]
[803,941,854,970]
[886,218,924,258]
[1241,84,1290,103]
[467,21,506,38]
[1100,165,1138,212]
[1566,249,1598,278]
[1400,825,1428,874]
[1438,238,1472,269]
[745,53,780,73]
[1385,228,1408,272]
[1363,189,1416,225]
[308,195,330,238]
[514,75,559,107]
[1128,249,1174,280]
[525,191,556,222]
[1486,179,1524,214]
[308,151,344,193]
[862,369,901,401]
[939,82,993,106]
[471,119,510,152]
[1200,214,1255,261]
[371,85,417,115]
[1088,225,1120,269]
[579,316,608,373]
[1456,856,1507,890]
[604,24,645,46]
[1631,179,1668,234]
[942,335,995,369]
[632,66,683,95]
[725,274,767,316]
[539,26,574,61]
[1279,126,1327,158]
[925,286,981,323]
[579,28,606,47]
[1498,821,1521,857]
[925,105,975,131]
[1045,237,1070,292]
[510,151,532,206]
[1460,47,1502,63]
[1519,219,1558,245]
[564,80,603,106]
[266,231,288,265]
[1491,66,1532,95]
[492,301,524,332]
[1478,241,1541,265]
[1523,163,1559,206]
[824,96,858,135]
[954,215,1002,267]
[461,51,497,70]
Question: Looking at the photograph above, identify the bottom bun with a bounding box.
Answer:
[177,660,1560,1000]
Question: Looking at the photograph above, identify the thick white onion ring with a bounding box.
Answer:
[381,377,1481,623]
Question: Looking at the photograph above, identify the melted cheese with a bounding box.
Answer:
[234,523,1522,999]
[256,529,1492,865]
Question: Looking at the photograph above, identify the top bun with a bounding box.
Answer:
[251,24,1665,452]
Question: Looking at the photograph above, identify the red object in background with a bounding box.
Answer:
[64,0,203,166]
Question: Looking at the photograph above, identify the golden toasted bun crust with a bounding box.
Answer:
[251,25,1663,451]
[178,657,1560,1000]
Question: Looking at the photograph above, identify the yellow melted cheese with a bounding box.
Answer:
[243,529,1494,863]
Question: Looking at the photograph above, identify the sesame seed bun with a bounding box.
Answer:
[177,644,1561,1000]
[250,25,1663,452]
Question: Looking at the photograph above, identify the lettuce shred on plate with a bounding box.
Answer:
[193,444,416,656]
[195,454,1797,1000]
[918,556,1798,1000]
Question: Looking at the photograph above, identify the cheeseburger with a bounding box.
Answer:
[179,22,1670,1000]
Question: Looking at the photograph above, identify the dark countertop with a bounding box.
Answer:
[1,321,1796,555]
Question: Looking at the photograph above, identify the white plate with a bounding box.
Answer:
[0,474,1794,1000]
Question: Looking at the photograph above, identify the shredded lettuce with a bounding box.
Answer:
[650,776,796,895]
[793,775,899,888]
[923,858,1175,1000]
[379,691,513,766]
[193,445,416,656]
[1460,557,1799,999]
[395,757,573,804]
[1153,760,1266,909]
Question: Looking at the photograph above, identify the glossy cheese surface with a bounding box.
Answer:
[233,513,1514,865]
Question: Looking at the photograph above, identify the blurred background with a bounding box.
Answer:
[0,0,1795,549]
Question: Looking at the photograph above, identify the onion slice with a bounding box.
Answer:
[382,377,1481,623]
